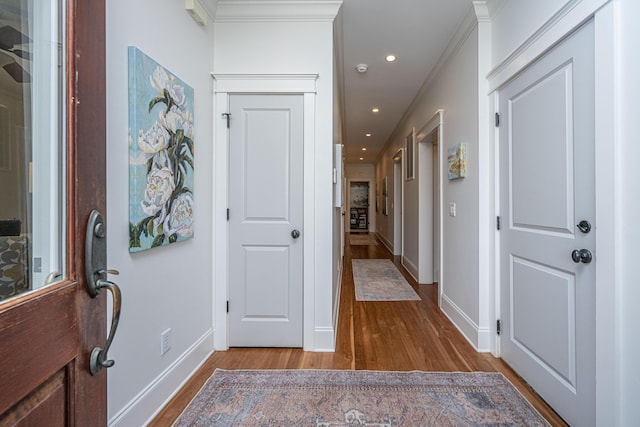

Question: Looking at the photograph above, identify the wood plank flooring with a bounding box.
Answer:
[149,234,567,426]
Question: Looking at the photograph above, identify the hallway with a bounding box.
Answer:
[151,234,566,426]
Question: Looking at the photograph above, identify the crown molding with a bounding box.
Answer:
[473,1,491,23]
[215,0,343,22]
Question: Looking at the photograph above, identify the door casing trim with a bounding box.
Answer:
[212,74,318,351]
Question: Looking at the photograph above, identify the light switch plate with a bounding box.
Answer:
[449,202,456,217]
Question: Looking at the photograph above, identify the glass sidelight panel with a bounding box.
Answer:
[0,0,65,302]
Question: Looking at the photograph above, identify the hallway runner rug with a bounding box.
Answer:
[173,369,550,426]
[352,259,420,301]
[349,234,378,245]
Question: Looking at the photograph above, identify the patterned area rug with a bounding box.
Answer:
[352,259,420,301]
[173,369,550,426]
[349,234,378,245]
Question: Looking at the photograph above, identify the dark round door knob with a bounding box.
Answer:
[572,249,592,264]
[291,229,301,239]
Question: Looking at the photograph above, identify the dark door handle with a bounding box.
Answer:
[86,210,122,375]
[571,249,593,264]
[291,229,301,239]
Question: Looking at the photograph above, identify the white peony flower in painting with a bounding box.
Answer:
[141,161,175,217]
[138,121,170,154]
[129,47,195,251]
[160,105,193,138]
[164,192,194,238]
[149,65,188,111]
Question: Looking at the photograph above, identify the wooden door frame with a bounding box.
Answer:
[0,0,107,423]
[212,74,320,351]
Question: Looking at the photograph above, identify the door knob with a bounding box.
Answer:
[291,229,301,239]
[577,220,591,234]
[571,249,592,264]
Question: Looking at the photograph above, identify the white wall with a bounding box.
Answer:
[105,1,215,425]
[213,9,338,351]
[490,0,570,65]
[376,19,481,342]
[616,0,640,423]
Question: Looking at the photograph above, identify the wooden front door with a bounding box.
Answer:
[0,0,108,424]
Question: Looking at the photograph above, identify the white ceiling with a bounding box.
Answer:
[338,0,473,163]
[0,0,475,159]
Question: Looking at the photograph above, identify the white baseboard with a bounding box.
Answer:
[108,329,214,427]
[401,256,418,282]
[440,294,490,352]
[313,326,336,352]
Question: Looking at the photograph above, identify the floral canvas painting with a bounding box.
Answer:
[128,47,194,252]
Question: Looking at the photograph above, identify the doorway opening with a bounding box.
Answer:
[349,181,370,233]
[416,110,443,285]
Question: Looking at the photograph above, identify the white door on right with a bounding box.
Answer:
[499,21,595,426]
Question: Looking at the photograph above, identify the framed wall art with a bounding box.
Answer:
[447,143,467,180]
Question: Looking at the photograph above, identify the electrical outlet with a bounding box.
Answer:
[161,328,171,356]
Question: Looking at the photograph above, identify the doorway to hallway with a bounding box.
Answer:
[349,181,370,233]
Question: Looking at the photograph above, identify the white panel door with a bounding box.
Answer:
[499,21,595,426]
[229,94,303,347]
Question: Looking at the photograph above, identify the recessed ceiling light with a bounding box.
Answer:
[385,54,397,62]
[361,148,367,151]
[372,108,380,113]
[359,157,364,160]
[365,133,372,137]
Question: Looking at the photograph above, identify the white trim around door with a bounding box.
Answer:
[212,74,318,351]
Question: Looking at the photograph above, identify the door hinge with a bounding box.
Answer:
[495,112,500,127]
[226,301,229,313]
[222,113,231,128]
[497,319,502,335]
[496,216,501,230]
[226,208,229,221]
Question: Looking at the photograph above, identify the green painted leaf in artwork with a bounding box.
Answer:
[157,222,163,235]
[146,218,155,237]
[151,234,165,247]
[148,96,166,112]
[183,156,194,171]
[175,129,184,146]
[169,234,178,244]
[184,137,194,156]
[129,223,141,248]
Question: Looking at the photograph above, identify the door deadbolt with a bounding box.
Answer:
[577,220,591,234]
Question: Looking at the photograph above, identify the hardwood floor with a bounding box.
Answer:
[149,234,567,426]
